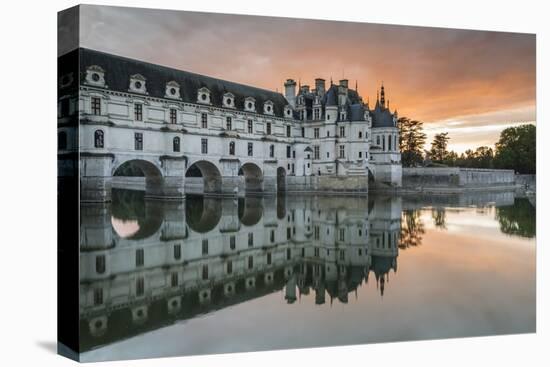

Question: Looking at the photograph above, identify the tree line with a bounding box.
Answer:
[397,117,536,174]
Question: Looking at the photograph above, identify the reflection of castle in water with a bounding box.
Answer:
[79,192,401,351]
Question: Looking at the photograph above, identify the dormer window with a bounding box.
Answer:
[340,110,347,120]
[165,81,181,99]
[85,65,106,87]
[129,74,147,94]
[197,87,211,104]
[264,101,274,115]
[284,105,293,118]
[244,97,256,112]
[223,93,235,108]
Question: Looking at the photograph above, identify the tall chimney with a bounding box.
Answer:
[315,78,326,96]
[339,79,348,88]
[284,79,297,108]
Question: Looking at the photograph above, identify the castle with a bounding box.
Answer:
[58,48,402,201]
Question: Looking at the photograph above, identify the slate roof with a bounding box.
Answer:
[370,102,396,128]
[77,48,290,118]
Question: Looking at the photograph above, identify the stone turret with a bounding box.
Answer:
[315,78,326,96]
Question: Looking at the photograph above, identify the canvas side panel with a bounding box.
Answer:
[57,5,81,362]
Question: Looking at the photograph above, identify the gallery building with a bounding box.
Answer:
[58,48,402,201]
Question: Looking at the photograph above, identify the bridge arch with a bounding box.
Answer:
[112,158,165,198]
[238,162,263,193]
[238,197,263,226]
[185,195,222,233]
[186,160,222,194]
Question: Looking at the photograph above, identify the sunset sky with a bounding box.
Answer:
[79,5,536,153]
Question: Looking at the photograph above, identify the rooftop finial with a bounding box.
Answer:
[355,80,358,92]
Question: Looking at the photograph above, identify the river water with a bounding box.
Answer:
[79,190,535,362]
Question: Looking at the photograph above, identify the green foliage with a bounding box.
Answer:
[494,124,536,174]
[398,117,427,167]
[429,132,450,163]
[495,198,536,238]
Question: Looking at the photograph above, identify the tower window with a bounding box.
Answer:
[94,130,104,148]
[170,108,177,124]
[248,142,253,156]
[174,244,181,260]
[229,141,235,155]
[286,125,291,137]
[266,122,272,135]
[201,138,208,154]
[134,103,143,121]
[91,97,101,115]
[226,116,232,130]
[248,119,253,133]
[269,144,275,158]
[173,137,180,152]
[134,133,143,150]
[286,145,291,158]
[339,145,345,158]
[314,128,320,139]
[201,113,208,128]
[339,126,345,137]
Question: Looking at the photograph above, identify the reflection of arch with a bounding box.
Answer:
[277,167,286,192]
[238,197,263,226]
[113,159,163,197]
[186,160,222,194]
[186,195,222,233]
[111,189,164,239]
[240,162,263,192]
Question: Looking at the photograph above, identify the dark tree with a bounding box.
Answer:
[494,124,536,174]
[398,117,426,167]
[495,198,536,238]
[429,132,450,163]
[400,210,425,249]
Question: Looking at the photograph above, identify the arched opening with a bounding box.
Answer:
[110,189,164,239]
[113,159,164,198]
[186,194,222,233]
[240,163,263,193]
[238,197,263,226]
[185,160,222,194]
[277,167,286,192]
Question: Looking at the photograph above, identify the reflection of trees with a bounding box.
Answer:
[496,198,536,238]
[400,210,425,249]
[111,189,145,220]
[431,208,446,229]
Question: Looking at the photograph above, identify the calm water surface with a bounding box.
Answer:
[79,190,535,362]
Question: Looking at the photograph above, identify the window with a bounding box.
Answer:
[358,229,363,237]
[226,116,232,130]
[301,127,305,137]
[93,288,103,305]
[202,239,208,255]
[300,110,305,120]
[359,131,363,139]
[91,97,101,115]
[314,108,320,120]
[376,136,380,145]
[267,252,272,265]
[291,163,295,174]
[58,131,67,150]
[170,108,177,124]
[230,235,236,250]
[314,247,320,257]
[202,265,208,280]
[248,142,253,156]
[174,244,181,260]
[327,152,330,158]
[135,248,144,267]
[229,141,235,155]
[286,125,291,137]
[270,230,275,243]
[95,255,105,274]
[134,103,143,121]
[327,131,330,137]
[201,138,208,154]
[269,145,274,158]
[173,137,180,152]
[248,233,254,247]
[134,132,143,150]
[227,261,233,274]
[247,119,253,133]
[359,152,362,158]
[339,228,345,241]
[314,146,320,160]
[248,256,253,269]
[287,227,291,240]
[171,272,178,287]
[339,145,345,158]
[201,113,208,128]
[388,135,392,151]
[339,126,345,137]
[382,135,386,150]
[286,248,291,260]
[136,278,144,296]
[266,122,272,135]
[394,135,398,151]
[340,111,346,120]
[314,128,319,139]
[94,130,104,148]
[286,145,291,158]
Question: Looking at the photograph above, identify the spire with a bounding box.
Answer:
[355,80,358,92]
[380,82,386,108]
[330,76,333,86]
